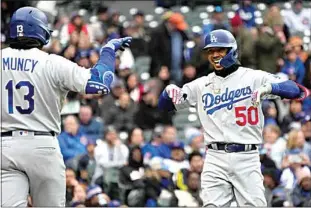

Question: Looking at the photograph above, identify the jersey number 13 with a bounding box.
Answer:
[5,80,34,114]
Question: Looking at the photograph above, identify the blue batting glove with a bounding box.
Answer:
[104,37,132,52]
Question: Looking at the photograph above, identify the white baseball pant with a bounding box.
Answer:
[201,148,267,207]
[1,132,66,206]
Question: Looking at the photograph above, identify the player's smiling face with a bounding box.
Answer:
[206,47,228,70]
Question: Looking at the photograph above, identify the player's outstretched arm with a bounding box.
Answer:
[252,80,310,106]
[85,37,132,94]
[158,84,190,111]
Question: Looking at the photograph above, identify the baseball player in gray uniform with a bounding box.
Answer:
[159,29,310,206]
[1,7,132,206]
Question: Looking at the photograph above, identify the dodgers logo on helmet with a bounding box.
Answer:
[203,29,238,68]
[9,7,52,45]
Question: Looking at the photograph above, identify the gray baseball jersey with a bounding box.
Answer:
[1,47,91,134]
[176,67,285,145]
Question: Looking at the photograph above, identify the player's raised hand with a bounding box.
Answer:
[165,84,185,104]
[104,37,132,52]
[251,83,272,107]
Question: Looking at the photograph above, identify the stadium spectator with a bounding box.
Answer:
[283,0,311,36]
[125,72,144,103]
[135,79,173,130]
[236,0,256,29]
[119,146,146,206]
[58,115,88,165]
[255,22,284,74]
[127,127,145,148]
[77,140,96,184]
[184,127,204,155]
[99,77,126,119]
[202,6,230,35]
[92,126,129,199]
[148,12,189,85]
[263,124,287,168]
[65,167,79,206]
[104,92,137,132]
[281,44,306,84]
[291,175,311,207]
[157,125,178,159]
[281,100,305,134]
[230,14,256,68]
[60,12,92,45]
[79,105,104,143]
[301,114,311,141]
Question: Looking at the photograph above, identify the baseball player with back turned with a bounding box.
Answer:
[159,29,310,207]
[1,7,132,206]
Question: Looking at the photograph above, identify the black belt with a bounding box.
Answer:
[1,131,55,137]
[207,143,257,153]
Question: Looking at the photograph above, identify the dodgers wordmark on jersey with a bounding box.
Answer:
[176,67,286,145]
[1,47,91,134]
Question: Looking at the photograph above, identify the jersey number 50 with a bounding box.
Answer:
[235,106,259,126]
[5,80,34,114]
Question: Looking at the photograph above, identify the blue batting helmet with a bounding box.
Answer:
[10,7,52,45]
[203,29,238,68]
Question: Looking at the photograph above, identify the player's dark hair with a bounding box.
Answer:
[188,151,203,162]
[9,37,43,49]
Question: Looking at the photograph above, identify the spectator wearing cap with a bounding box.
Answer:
[236,0,256,29]
[148,12,189,86]
[99,77,126,120]
[283,0,311,36]
[104,92,138,132]
[291,174,311,207]
[230,13,256,68]
[162,141,189,174]
[262,101,278,127]
[202,6,230,36]
[58,115,88,165]
[92,126,129,199]
[84,185,111,207]
[184,127,204,155]
[281,44,306,84]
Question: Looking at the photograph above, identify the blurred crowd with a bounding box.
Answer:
[2,0,311,207]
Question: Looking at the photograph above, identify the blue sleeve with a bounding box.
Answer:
[85,48,115,94]
[271,80,301,99]
[158,89,175,111]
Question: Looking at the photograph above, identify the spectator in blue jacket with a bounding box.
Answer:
[58,115,88,163]
[281,44,306,84]
[237,0,256,29]
[79,105,104,143]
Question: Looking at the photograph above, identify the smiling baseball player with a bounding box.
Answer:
[1,7,132,206]
[159,29,310,206]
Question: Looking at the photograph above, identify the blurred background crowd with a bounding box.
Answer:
[2,0,311,207]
